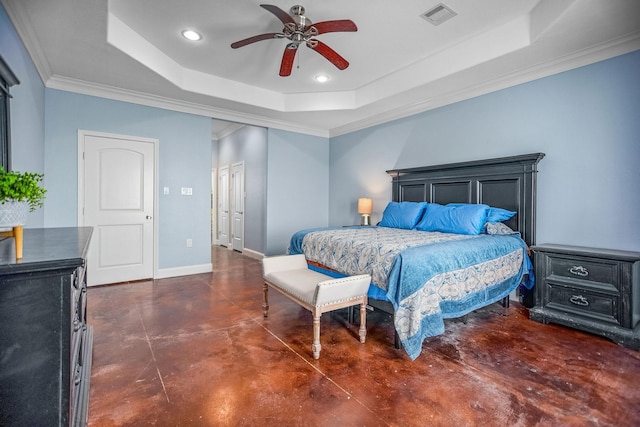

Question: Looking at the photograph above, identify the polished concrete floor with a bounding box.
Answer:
[87,246,640,426]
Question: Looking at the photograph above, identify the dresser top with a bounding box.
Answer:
[0,227,93,274]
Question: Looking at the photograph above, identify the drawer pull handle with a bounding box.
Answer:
[569,295,589,306]
[569,266,589,277]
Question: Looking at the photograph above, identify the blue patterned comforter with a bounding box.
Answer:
[288,226,533,360]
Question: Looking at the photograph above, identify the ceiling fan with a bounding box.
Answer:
[230,4,357,77]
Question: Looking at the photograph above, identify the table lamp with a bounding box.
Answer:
[357,197,372,226]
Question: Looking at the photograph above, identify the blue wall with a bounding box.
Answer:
[4,1,639,263]
[216,125,268,253]
[266,129,329,255]
[44,89,212,269]
[3,5,212,272]
[330,50,640,252]
[0,5,46,227]
[216,126,329,256]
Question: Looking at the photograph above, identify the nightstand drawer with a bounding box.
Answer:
[546,282,620,326]
[545,255,617,286]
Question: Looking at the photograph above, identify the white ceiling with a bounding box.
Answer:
[2,0,640,138]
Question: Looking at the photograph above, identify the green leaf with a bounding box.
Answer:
[0,167,47,212]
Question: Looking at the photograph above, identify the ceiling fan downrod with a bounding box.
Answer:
[285,5,315,47]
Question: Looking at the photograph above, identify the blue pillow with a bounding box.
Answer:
[444,203,516,224]
[487,207,516,223]
[379,202,427,229]
[415,203,489,235]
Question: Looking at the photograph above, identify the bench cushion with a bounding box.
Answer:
[264,268,331,306]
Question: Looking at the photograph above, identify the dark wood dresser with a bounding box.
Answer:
[0,227,93,426]
[529,244,640,349]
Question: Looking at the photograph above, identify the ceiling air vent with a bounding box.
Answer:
[421,3,457,26]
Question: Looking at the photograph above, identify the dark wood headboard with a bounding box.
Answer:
[387,153,545,247]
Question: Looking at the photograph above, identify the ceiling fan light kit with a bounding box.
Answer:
[230,4,357,77]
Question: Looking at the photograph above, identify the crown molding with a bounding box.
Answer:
[1,0,52,83]
[9,0,638,141]
[36,28,640,141]
[45,23,639,142]
[45,75,330,138]
[329,32,640,137]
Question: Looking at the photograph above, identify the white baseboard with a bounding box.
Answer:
[241,247,264,260]
[155,263,213,279]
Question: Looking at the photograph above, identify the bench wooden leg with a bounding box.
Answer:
[312,314,321,359]
[263,283,269,317]
[359,302,367,343]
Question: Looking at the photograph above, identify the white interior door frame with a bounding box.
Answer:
[77,129,159,280]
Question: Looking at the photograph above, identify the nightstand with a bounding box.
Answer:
[529,244,640,349]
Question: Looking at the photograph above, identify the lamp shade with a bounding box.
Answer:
[357,198,372,215]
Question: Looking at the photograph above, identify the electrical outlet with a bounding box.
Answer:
[163,186,169,195]
[186,239,192,247]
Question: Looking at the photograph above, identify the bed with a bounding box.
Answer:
[288,153,545,360]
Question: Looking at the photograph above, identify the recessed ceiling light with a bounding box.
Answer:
[314,74,330,83]
[182,29,202,41]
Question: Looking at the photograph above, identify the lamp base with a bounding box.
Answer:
[360,215,371,226]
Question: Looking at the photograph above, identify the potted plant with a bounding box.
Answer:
[0,167,47,227]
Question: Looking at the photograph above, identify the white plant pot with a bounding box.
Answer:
[0,200,29,227]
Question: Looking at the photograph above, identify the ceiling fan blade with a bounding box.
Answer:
[308,39,349,70]
[280,45,298,76]
[312,20,358,35]
[260,4,295,25]
[231,33,281,49]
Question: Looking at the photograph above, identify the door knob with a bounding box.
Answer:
[146,215,152,219]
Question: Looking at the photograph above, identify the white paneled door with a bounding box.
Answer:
[218,165,230,247]
[211,168,217,245]
[79,131,156,286]
[231,162,244,252]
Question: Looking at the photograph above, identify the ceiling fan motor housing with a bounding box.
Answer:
[290,6,311,30]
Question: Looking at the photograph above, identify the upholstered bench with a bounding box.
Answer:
[262,254,371,359]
